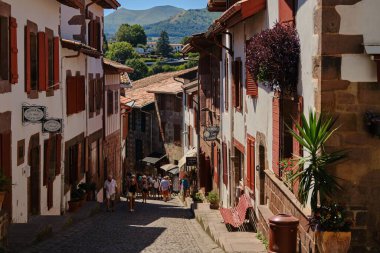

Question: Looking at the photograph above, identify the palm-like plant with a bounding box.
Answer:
[287,111,346,211]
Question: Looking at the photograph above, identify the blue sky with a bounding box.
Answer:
[105,0,207,15]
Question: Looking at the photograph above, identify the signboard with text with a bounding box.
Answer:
[22,106,46,123]
[203,126,220,141]
[42,118,63,133]
[186,157,197,166]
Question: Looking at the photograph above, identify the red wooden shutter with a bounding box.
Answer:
[53,37,60,89]
[222,142,228,185]
[272,94,280,176]
[66,76,77,115]
[249,137,255,190]
[247,138,251,188]
[56,134,62,175]
[279,0,295,24]
[76,76,85,112]
[43,139,50,186]
[9,17,18,84]
[88,20,93,47]
[38,32,47,91]
[246,65,258,96]
[25,26,31,93]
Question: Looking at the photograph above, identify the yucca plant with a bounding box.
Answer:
[287,111,346,211]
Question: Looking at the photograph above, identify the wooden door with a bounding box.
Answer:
[29,146,40,215]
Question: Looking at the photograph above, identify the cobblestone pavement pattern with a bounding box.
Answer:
[24,198,224,253]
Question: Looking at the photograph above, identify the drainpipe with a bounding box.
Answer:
[227,31,235,207]
[140,107,153,154]
[60,50,81,215]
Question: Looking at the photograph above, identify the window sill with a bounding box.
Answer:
[27,90,39,99]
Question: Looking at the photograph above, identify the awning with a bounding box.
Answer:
[142,153,167,165]
[168,167,179,175]
[161,164,178,172]
[178,148,197,169]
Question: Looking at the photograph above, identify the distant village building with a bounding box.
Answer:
[121,68,196,175]
[146,41,184,54]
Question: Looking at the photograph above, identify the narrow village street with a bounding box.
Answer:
[23,197,223,253]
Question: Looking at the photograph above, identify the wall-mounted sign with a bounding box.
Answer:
[186,157,197,166]
[22,106,46,123]
[203,126,220,141]
[42,118,63,133]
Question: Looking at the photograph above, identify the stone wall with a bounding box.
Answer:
[316,0,380,251]
[263,171,315,253]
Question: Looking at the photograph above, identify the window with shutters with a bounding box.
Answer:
[0,2,17,87]
[26,21,38,92]
[279,0,296,24]
[141,112,146,132]
[66,75,85,115]
[0,14,9,83]
[247,136,255,191]
[44,134,61,186]
[88,19,101,51]
[245,48,258,96]
[107,90,113,116]
[114,90,118,113]
[46,29,54,89]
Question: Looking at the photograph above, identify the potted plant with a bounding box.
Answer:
[279,159,295,192]
[206,191,219,210]
[0,171,11,210]
[68,184,85,212]
[309,204,352,253]
[288,111,349,252]
[78,182,96,201]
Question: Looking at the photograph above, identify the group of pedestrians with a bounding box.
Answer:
[104,173,191,212]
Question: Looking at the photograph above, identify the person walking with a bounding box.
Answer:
[181,174,190,198]
[141,175,149,203]
[160,176,170,202]
[104,173,117,212]
[128,175,139,211]
[152,177,160,200]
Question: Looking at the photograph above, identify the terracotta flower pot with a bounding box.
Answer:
[210,203,219,210]
[68,200,81,212]
[315,231,351,253]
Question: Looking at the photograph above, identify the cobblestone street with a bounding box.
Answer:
[23,197,223,253]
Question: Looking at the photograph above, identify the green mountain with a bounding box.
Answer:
[143,9,220,39]
[104,5,184,36]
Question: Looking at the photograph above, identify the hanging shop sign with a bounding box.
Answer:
[42,118,63,133]
[22,106,46,123]
[203,126,220,141]
[186,157,197,166]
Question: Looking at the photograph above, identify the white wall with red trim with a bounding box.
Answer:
[0,0,63,222]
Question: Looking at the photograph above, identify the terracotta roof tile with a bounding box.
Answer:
[122,68,197,108]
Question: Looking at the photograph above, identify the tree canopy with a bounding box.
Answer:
[126,59,149,81]
[105,42,137,64]
[115,24,147,47]
[156,31,172,57]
